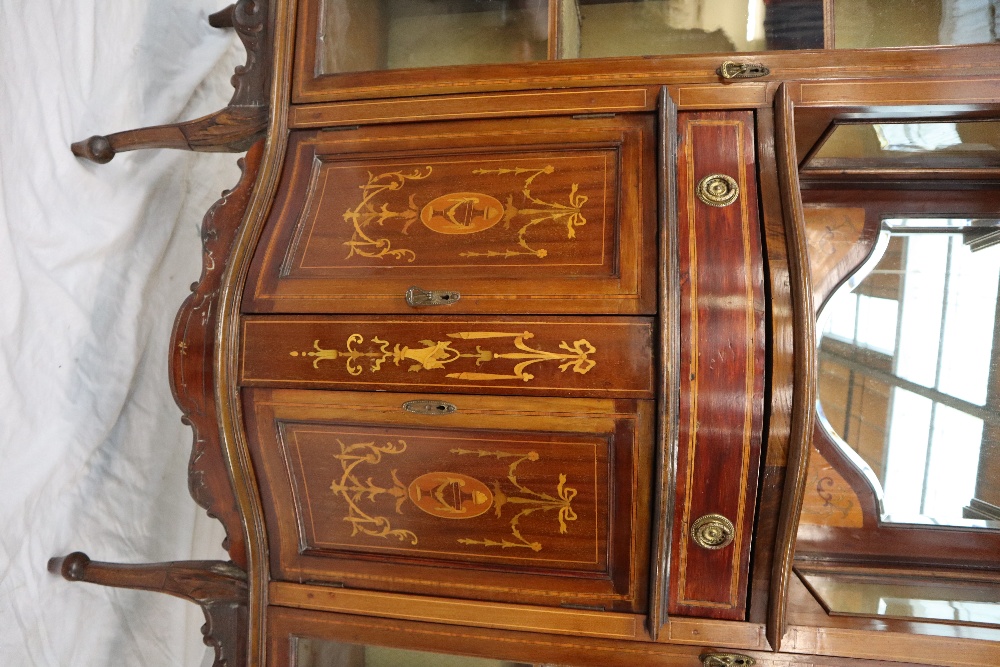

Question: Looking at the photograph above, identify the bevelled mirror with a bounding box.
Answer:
[817,216,1000,528]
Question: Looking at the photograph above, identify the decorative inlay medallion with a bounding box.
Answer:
[420,193,505,234]
[408,472,494,519]
[290,331,596,383]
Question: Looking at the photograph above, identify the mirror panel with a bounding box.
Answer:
[832,0,1000,49]
[817,218,1000,528]
[318,0,551,74]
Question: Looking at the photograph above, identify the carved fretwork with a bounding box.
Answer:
[71,0,271,163]
[49,553,247,667]
[170,142,264,568]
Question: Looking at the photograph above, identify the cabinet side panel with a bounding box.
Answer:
[668,111,766,620]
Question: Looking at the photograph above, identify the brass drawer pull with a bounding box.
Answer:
[402,400,457,415]
[691,514,735,550]
[700,654,755,667]
[696,174,740,208]
[716,61,770,80]
[405,287,460,307]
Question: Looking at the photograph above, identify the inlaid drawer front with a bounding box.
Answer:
[240,316,654,398]
[668,111,766,621]
[245,389,652,612]
[242,115,655,314]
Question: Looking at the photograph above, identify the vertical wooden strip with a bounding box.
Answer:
[769,83,818,649]
[648,86,680,639]
[669,111,766,620]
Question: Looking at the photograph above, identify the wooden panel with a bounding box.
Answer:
[668,111,766,620]
[244,389,652,612]
[243,115,656,315]
[240,315,654,398]
[269,582,641,640]
[288,87,655,127]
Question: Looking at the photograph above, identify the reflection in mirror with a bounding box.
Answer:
[817,218,1000,528]
[295,637,531,667]
[803,120,1000,171]
[833,0,1000,49]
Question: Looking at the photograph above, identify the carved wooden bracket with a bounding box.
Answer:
[49,552,247,667]
[72,0,271,163]
[170,141,265,568]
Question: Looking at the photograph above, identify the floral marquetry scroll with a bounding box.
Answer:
[241,316,653,398]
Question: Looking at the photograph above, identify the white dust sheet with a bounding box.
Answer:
[1,2,252,665]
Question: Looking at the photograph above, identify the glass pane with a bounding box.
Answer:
[295,638,532,667]
[833,0,1000,49]
[563,0,823,59]
[318,0,550,74]
[798,569,1000,626]
[805,121,1000,170]
[817,219,1000,528]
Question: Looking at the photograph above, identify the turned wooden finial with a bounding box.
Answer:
[71,136,116,163]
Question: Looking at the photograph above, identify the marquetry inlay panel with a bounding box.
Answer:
[239,316,654,398]
[244,389,652,612]
[242,115,656,314]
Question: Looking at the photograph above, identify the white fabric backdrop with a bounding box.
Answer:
[1,2,251,665]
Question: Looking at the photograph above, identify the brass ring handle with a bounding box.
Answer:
[696,174,740,208]
[690,514,735,550]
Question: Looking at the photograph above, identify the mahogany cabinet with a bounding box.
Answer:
[53,1,1000,666]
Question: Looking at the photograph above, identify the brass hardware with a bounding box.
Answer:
[691,514,735,550]
[700,653,756,667]
[405,287,461,307]
[696,174,740,208]
[402,400,457,415]
[716,61,770,80]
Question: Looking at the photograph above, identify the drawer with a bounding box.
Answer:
[240,315,654,398]
[668,111,766,621]
[242,115,655,315]
[244,388,653,612]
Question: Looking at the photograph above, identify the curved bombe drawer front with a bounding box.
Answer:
[239,315,654,398]
[668,110,766,621]
[241,115,655,315]
[243,389,652,612]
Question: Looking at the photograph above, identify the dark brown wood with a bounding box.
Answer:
[72,0,271,163]
[71,107,268,164]
[769,83,819,651]
[649,86,680,640]
[242,115,656,315]
[48,552,247,667]
[209,4,236,29]
[288,86,658,128]
[668,111,766,621]
[170,141,265,569]
[748,105,794,631]
[244,388,652,613]
[239,315,654,398]
[266,604,924,667]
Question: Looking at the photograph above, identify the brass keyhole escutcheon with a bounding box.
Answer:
[700,653,756,667]
[691,514,735,550]
[696,174,740,208]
